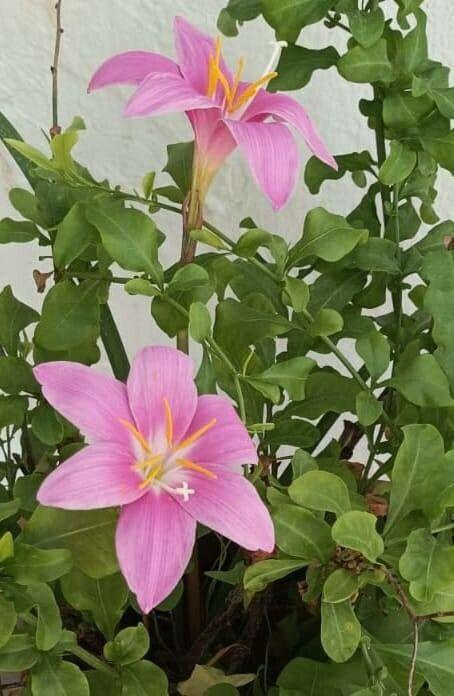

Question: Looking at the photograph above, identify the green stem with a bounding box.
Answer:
[391,183,403,365]
[68,644,116,675]
[65,271,130,284]
[100,304,130,381]
[373,85,390,237]
[234,374,246,423]
[431,521,454,535]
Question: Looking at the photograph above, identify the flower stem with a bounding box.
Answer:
[68,644,116,675]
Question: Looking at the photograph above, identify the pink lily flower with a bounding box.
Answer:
[34,346,274,612]
[88,16,337,211]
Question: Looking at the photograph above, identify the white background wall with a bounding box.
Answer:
[0,1,453,406]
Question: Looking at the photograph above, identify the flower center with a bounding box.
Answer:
[119,400,217,500]
[206,36,282,114]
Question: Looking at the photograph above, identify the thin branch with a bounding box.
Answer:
[408,620,419,696]
[50,0,63,136]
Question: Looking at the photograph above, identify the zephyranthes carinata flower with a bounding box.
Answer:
[88,16,337,210]
[34,346,274,612]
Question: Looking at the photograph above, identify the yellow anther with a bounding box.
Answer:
[119,419,151,454]
[227,56,245,111]
[139,463,163,489]
[207,36,223,97]
[178,458,217,480]
[229,71,278,112]
[175,418,217,452]
[163,398,173,446]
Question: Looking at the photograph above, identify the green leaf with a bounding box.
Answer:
[214,297,291,359]
[243,559,307,593]
[0,357,38,394]
[31,403,64,445]
[0,395,28,428]
[379,141,417,185]
[400,529,454,602]
[60,568,128,639]
[4,138,54,171]
[376,640,454,696]
[205,686,239,696]
[232,228,271,257]
[309,308,343,337]
[178,665,254,696]
[289,471,351,516]
[348,8,385,48]
[0,532,14,563]
[332,511,384,562]
[54,203,98,269]
[121,660,168,696]
[169,264,210,293]
[283,276,309,312]
[433,87,454,118]
[0,634,39,671]
[163,141,194,194]
[384,91,433,130]
[34,281,100,352]
[321,600,361,662]
[356,329,390,380]
[50,130,79,171]
[104,624,149,665]
[189,302,212,343]
[0,595,16,649]
[282,370,361,420]
[31,657,90,696]
[401,9,428,75]
[385,424,444,534]
[262,0,333,42]
[253,357,315,400]
[87,202,161,281]
[0,285,39,354]
[23,506,118,578]
[390,354,454,407]
[271,44,339,91]
[0,218,39,244]
[323,569,359,604]
[26,583,62,651]
[289,208,368,266]
[422,249,454,389]
[205,562,245,587]
[356,391,383,426]
[0,499,20,522]
[124,279,159,297]
[304,151,374,195]
[421,131,454,173]
[190,228,227,251]
[273,504,335,562]
[86,671,121,696]
[338,40,393,84]
[4,543,72,584]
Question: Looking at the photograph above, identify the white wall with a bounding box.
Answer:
[0,0,453,360]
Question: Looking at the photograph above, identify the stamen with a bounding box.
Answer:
[178,458,217,479]
[175,418,217,451]
[139,463,163,489]
[119,419,151,453]
[163,398,173,445]
[227,56,245,111]
[134,454,162,472]
[209,62,232,102]
[230,72,278,112]
[207,36,222,97]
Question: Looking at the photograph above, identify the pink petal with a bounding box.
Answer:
[225,120,299,210]
[182,395,257,469]
[37,443,142,510]
[175,464,275,552]
[116,491,196,612]
[173,16,232,96]
[33,362,133,448]
[188,110,236,175]
[124,72,215,118]
[126,346,197,450]
[244,91,337,169]
[88,51,179,92]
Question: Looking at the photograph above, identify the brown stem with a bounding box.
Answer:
[50,0,63,137]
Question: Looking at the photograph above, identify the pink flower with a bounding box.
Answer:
[88,16,337,210]
[34,346,274,612]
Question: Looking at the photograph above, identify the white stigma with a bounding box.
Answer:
[174,481,195,502]
[263,40,288,78]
